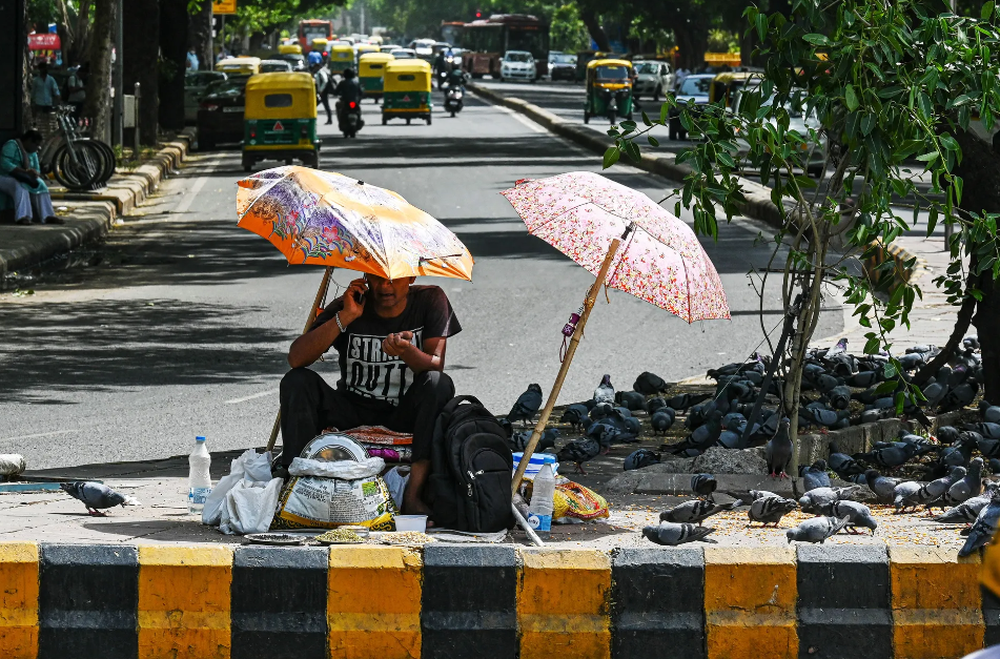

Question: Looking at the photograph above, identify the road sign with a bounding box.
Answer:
[213,0,236,15]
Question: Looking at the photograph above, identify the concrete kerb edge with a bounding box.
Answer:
[0,134,191,283]
[0,541,988,659]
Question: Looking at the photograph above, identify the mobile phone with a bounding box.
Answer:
[352,290,365,305]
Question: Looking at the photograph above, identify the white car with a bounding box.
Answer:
[633,60,673,101]
[500,50,536,82]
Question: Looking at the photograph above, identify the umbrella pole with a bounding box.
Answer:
[511,236,625,495]
[265,266,335,452]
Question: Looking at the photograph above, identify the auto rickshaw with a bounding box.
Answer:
[584,59,634,124]
[709,70,764,109]
[359,52,394,103]
[278,43,302,56]
[242,72,320,172]
[381,60,432,125]
[356,43,379,62]
[328,44,355,76]
[215,57,262,76]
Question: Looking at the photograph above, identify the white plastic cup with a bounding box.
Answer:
[394,515,428,532]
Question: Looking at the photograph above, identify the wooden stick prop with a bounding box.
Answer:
[510,231,628,495]
[266,266,334,452]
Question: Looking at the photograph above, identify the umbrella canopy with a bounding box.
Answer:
[237,165,474,281]
[501,171,729,322]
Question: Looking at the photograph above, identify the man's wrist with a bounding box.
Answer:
[337,309,359,327]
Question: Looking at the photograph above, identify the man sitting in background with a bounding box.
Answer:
[0,130,63,225]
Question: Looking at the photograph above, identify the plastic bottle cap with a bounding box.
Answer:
[196,436,206,442]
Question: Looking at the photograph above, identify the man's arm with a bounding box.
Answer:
[288,278,367,368]
[384,333,447,373]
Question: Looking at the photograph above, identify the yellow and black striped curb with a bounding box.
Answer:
[0,542,991,658]
[863,241,924,293]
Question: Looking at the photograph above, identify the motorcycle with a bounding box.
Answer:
[337,99,364,138]
[444,83,464,117]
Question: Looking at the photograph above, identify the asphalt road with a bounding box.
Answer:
[0,89,843,469]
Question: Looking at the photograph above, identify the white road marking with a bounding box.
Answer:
[497,105,547,134]
[174,157,221,214]
[0,429,78,442]
[225,389,279,404]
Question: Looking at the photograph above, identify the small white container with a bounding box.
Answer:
[395,515,428,532]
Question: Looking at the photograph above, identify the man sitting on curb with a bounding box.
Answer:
[278,274,460,516]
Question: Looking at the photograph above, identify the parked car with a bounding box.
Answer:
[668,73,713,140]
[500,50,537,82]
[548,51,577,81]
[732,88,827,177]
[184,70,227,124]
[391,48,417,59]
[273,52,307,71]
[260,59,294,73]
[632,60,673,101]
[196,76,250,150]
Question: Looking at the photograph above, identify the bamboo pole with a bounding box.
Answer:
[266,266,334,452]
[511,233,627,495]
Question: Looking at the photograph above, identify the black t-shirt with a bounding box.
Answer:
[312,285,461,406]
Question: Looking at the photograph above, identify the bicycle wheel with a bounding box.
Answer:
[53,142,101,190]
[80,139,116,186]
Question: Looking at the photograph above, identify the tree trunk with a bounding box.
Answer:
[975,281,1000,404]
[579,8,610,52]
[158,0,186,132]
[22,0,33,130]
[84,0,115,143]
[188,0,212,70]
[123,0,160,146]
[72,0,93,66]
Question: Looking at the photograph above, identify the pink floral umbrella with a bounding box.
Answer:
[501,171,730,495]
[501,170,729,323]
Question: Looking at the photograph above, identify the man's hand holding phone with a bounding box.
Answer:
[340,278,368,324]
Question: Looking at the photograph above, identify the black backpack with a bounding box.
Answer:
[428,395,514,532]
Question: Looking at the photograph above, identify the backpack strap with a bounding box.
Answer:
[439,394,483,417]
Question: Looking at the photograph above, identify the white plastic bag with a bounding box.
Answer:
[0,454,26,476]
[219,477,283,535]
[202,449,272,526]
[289,456,385,480]
[382,465,410,510]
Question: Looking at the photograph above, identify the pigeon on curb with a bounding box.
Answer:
[800,460,832,492]
[650,409,676,434]
[510,428,558,453]
[633,372,669,396]
[830,500,878,535]
[556,437,601,475]
[691,473,718,499]
[593,374,615,406]
[828,443,864,480]
[560,404,590,430]
[944,457,984,506]
[798,487,846,515]
[624,449,660,471]
[935,483,1000,523]
[865,469,901,505]
[748,495,798,527]
[765,419,792,478]
[615,390,646,411]
[60,482,141,516]
[659,498,741,526]
[786,516,850,543]
[508,384,543,426]
[642,522,716,546]
[959,490,1000,557]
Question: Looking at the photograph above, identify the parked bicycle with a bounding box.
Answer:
[39,106,115,191]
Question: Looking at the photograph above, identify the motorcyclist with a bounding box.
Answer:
[446,66,466,90]
[334,68,364,130]
[312,63,333,125]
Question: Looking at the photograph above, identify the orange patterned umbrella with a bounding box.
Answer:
[237,166,474,281]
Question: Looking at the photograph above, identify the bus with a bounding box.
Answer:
[298,19,334,53]
[459,14,549,80]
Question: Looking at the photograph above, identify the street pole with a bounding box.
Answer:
[112,0,123,146]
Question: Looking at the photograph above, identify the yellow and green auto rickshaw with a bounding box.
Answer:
[328,44,355,76]
[381,59,432,125]
[356,43,379,63]
[242,72,320,172]
[584,59,634,125]
[358,52,394,103]
[215,56,262,76]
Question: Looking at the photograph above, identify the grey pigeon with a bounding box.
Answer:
[984,405,1000,424]
[645,397,668,415]
[786,516,850,543]
[765,419,793,478]
[748,495,798,527]
[659,497,740,525]
[560,404,590,430]
[894,468,963,512]
[642,522,715,546]
[508,384,543,426]
[624,449,660,471]
[691,473,718,498]
[865,469,901,505]
[799,487,845,515]
[593,374,615,406]
[665,393,712,411]
[615,390,646,411]
[556,437,601,474]
[510,428,558,453]
[60,481,140,516]
[650,409,675,434]
[936,483,1000,523]
[633,372,668,396]
[944,457,984,506]
[830,500,878,535]
[828,443,864,479]
[854,443,917,469]
[800,460,831,492]
[959,490,1000,557]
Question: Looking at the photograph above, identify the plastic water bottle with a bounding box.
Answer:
[527,459,556,534]
[188,436,212,514]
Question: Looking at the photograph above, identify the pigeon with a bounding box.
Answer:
[642,522,716,546]
[645,397,668,415]
[615,391,646,411]
[590,402,613,421]
[560,404,590,431]
[765,419,793,478]
[897,352,925,372]
[894,468,963,512]
[665,393,712,411]
[722,412,747,431]
[853,443,918,469]
[848,371,879,388]
[623,416,642,436]
[60,481,141,516]
[944,457,984,506]
[586,420,627,453]
[691,473,718,498]
[510,428,558,453]
[828,443,864,479]
[937,425,961,444]
[623,449,660,471]
[800,460,831,492]
[748,495,798,527]
[921,381,948,409]
[650,409,676,434]
[668,411,724,456]
[865,469,901,505]
[830,500,878,535]
[984,405,1000,424]
[786,516,850,543]
[556,437,601,474]
[660,497,740,525]
[593,374,615,406]
[959,490,1000,557]
[976,423,1000,440]
[936,484,1000,523]
[826,337,848,358]
[508,384,543,426]
[799,487,844,515]
[939,380,979,413]
[826,386,852,411]
[633,372,668,396]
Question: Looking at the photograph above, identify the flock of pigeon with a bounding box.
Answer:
[502,335,998,555]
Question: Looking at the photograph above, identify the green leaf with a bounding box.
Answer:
[845,84,859,111]
[602,146,620,169]
[641,111,652,127]
[916,151,939,163]
[803,33,832,46]
[983,1,995,19]
[864,336,881,354]
[647,135,660,147]
[875,380,898,395]
[660,103,670,125]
